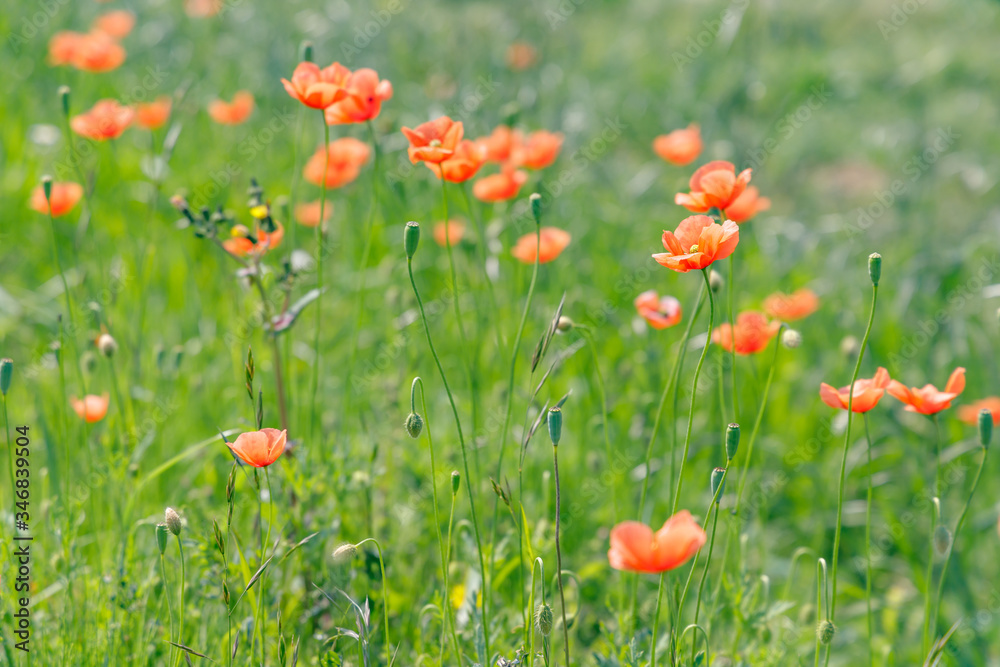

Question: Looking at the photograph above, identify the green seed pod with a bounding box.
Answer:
[710,467,726,501]
[817,620,836,645]
[868,252,881,286]
[404,412,424,438]
[725,423,740,461]
[300,41,314,63]
[0,358,12,396]
[451,471,461,495]
[979,408,993,449]
[165,507,182,536]
[41,175,53,202]
[547,407,562,446]
[155,524,168,555]
[933,524,952,557]
[530,193,542,226]
[404,221,420,259]
[535,603,553,637]
[58,86,71,117]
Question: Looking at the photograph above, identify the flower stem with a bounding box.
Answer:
[174,536,186,667]
[356,538,392,667]
[552,443,570,667]
[309,116,330,440]
[160,553,174,665]
[863,414,874,667]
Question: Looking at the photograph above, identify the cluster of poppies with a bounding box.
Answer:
[48,10,133,73]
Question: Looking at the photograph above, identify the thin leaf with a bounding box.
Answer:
[280,532,319,563]
[230,555,274,614]
[164,641,213,661]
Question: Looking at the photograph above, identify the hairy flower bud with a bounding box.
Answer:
[97,333,118,357]
[535,603,553,636]
[781,329,802,349]
[817,620,836,645]
[333,543,357,562]
[404,412,424,438]
[58,86,71,117]
[933,524,952,557]
[555,316,575,333]
[530,193,542,226]
[164,507,182,536]
[708,269,724,293]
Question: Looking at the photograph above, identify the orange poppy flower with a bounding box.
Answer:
[71,33,126,73]
[282,61,350,110]
[92,10,135,38]
[402,116,464,164]
[473,167,528,202]
[608,511,707,574]
[477,125,522,163]
[514,130,563,169]
[70,99,134,140]
[71,393,110,423]
[208,91,254,125]
[959,398,1000,426]
[634,290,683,330]
[726,186,771,223]
[887,367,966,416]
[30,182,83,217]
[184,0,222,17]
[295,201,332,228]
[49,31,84,65]
[433,220,466,247]
[135,96,172,130]
[675,161,752,213]
[511,227,570,264]
[653,215,739,273]
[819,367,891,413]
[227,428,287,467]
[303,138,371,188]
[324,68,393,124]
[763,288,819,322]
[506,42,538,70]
[712,311,781,355]
[222,223,284,258]
[653,124,702,166]
[427,140,486,183]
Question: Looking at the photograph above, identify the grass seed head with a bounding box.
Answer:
[164,507,182,536]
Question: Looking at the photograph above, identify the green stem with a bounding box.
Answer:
[863,414,874,667]
[921,498,939,657]
[460,183,503,349]
[552,444,570,667]
[160,553,175,665]
[727,253,739,423]
[650,572,667,667]
[174,536,186,667]
[691,483,724,662]
[356,538,392,667]
[310,116,330,440]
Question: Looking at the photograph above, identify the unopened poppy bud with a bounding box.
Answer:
[725,423,740,460]
[155,524,168,554]
[333,543,357,561]
[839,335,860,359]
[58,86,71,117]
[97,333,118,357]
[979,409,993,449]
[817,620,835,645]
[300,41,314,63]
[933,524,952,557]
[81,351,97,373]
[535,603,553,636]
[547,407,562,446]
[868,252,881,286]
[708,269,724,293]
[404,412,423,438]
[404,221,420,259]
[530,193,542,226]
[0,358,12,396]
[781,329,802,349]
[451,470,461,495]
[164,507,182,536]
[711,467,726,501]
[556,316,574,332]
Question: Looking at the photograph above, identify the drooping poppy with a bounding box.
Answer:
[513,130,563,169]
[959,398,1000,426]
[434,220,466,247]
[427,140,486,183]
[473,167,528,202]
[30,182,83,217]
[511,227,570,264]
[135,96,172,130]
[70,99,134,140]
[675,161,752,213]
[653,215,739,273]
[725,186,771,223]
[208,91,255,125]
[226,428,287,467]
[819,367,891,413]
[282,61,350,110]
[763,288,819,322]
[302,138,371,189]
[608,511,707,574]
[712,311,781,355]
[402,116,464,164]
[887,367,966,415]
[634,290,683,330]
[324,68,393,124]
[295,201,332,228]
[71,393,110,423]
[653,124,702,166]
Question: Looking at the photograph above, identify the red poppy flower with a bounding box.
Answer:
[227,428,287,467]
[653,124,702,166]
[473,167,528,202]
[135,96,172,130]
[324,68,393,124]
[92,10,135,39]
[506,42,538,70]
[675,161,752,213]
[402,116,464,164]
[513,130,563,169]
[726,186,771,223]
[763,288,819,321]
[511,227,570,264]
[434,220,466,247]
[222,223,284,258]
[295,201,332,228]
[820,367,891,413]
[477,125,522,163]
[427,140,486,183]
[608,511,706,574]
[653,215,739,273]
[49,31,84,66]
[71,33,126,73]
[887,367,966,415]
[30,182,83,217]
[634,290,683,330]
[281,62,350,110]
[71,393,110,423]
[302,138,370,189]
[208,91,255,125]
[70,99,134,140]
[712,311,781,355]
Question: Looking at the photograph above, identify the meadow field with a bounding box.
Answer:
[1,0,1000,664]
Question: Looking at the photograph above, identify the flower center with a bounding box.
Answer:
[429,139,442,147]
[689,244,699,253]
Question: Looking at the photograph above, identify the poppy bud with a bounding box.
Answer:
[333,543,357,561]
[299,41,314,63]
[530,193,542,226]
[781,329,802,349]
[708,269,724,293]
[868,252,881,286]
[451,470,461,495]
[711,467,726,501]
[404,412,423,438]
[81,351,97,373]
[979,409,993,449]
[817,620,835,645]
[404,221,420,259]
[155,523,168,554]
[0,358,12,396]
[41,175,53,202]
[58,86,71,117]
[97,333,118,357]
[725,423,740,461]
[535,603,553,636]
[933,524,952,557]
[164,507,182,536]
[556,316,575,332]
[547,407,562,446]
